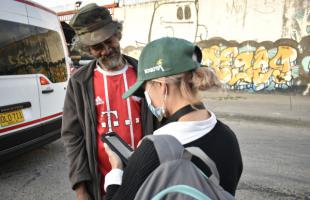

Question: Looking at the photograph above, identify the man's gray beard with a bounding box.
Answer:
[98,52,123,70]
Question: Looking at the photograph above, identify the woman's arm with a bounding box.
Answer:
[104,139,159,200]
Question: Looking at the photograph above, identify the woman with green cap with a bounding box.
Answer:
[103,37,243,199]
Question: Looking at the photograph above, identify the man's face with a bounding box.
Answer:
[89,35,122,70]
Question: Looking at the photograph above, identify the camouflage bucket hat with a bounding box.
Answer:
[69,3,118,46]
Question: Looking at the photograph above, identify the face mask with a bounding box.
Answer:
[144,90,165,121]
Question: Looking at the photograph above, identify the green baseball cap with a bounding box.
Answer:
[69,3,118,46]
[122,37,202,99]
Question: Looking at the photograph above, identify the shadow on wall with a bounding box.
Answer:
[147,0,207,43]
[122,35,310,95]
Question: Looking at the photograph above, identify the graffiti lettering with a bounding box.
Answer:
[199,37,310,92]
[122,36,310,94]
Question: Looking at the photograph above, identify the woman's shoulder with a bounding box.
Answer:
[192,120,240,149]
[210,120,242,154]
[213,120,237,138]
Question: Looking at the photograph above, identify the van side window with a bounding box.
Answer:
[0,19,68,83]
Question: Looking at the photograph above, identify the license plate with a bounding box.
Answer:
[0,110,25,127]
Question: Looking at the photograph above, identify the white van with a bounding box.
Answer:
[0,0,69,161]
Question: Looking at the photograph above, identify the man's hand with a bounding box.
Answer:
[104,143,123,169]
[75,183,92,200]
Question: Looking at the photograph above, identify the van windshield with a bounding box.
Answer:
[0,19,68,83]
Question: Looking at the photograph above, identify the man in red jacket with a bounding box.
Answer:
[62,3,156,200]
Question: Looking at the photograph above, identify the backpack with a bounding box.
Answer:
[134,135,235,200]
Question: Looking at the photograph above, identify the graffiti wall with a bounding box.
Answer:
[199,36,310,93]
[114,0,310,94]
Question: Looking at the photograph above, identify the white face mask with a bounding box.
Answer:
[144,86,167,121]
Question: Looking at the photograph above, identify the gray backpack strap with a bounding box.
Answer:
[143,135,184,164]
[186,147,220,184]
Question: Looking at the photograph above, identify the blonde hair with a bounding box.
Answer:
[154,65,221,103]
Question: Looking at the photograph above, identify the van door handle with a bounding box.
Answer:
[42,89,54,94]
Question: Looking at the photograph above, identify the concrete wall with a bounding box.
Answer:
[113,0,310,95]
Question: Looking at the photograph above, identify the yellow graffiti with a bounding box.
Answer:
[220,47,238,67]
[203,45,229,84]
[269,46,297,84]
[253,47,273,87]
[202,45,220,68]
[229,51,253,85]
[201,45,298,90]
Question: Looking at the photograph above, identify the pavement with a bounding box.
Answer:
[200,90,310,128]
